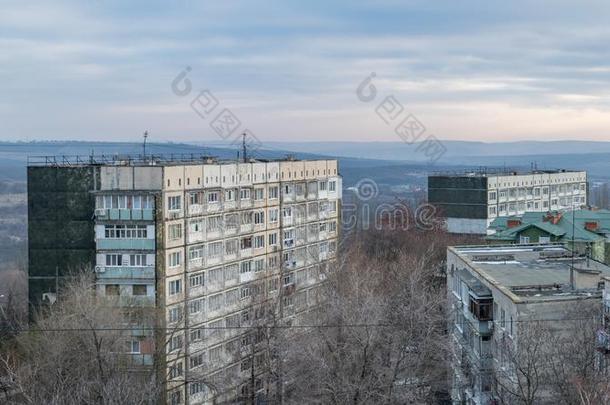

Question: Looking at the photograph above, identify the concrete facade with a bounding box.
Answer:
[429,170,588,235]
[27,156,341,405]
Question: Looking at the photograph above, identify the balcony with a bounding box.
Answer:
[98,208,154,221]
[97,238,155,250]
[95,266,155,280]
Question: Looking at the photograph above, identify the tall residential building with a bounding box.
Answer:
[27,155,342,404]
[447,244,609,405]
[428,169,588,234]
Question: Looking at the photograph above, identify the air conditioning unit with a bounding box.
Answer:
[95,266,105,273]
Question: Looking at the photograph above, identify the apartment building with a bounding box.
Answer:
[428,169,588,234]
[27,154,341,404]
[447,244,609,405]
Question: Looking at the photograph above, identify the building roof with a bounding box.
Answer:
[450,244,610,303]
[430,168,586,178]
[488,209,610,243]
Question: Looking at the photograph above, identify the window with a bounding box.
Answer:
[189,382,205,395]
[283,272,294,286]
[240,261,252,274]
[240,286,251,299]
[268,255,278,269]
[319,181,327,191]
[254,211,265,225]
[190,353,205,369]
[133,285,147,296]
[268,186,279,199]
[106,254,122,267]
[189,245,203,261]
[208,241,223,258]
[268,278,278,292]
[189,273,204,288]
[207,191,219,203]
[189,192,201,205]
[254,188,264,200]
[208,294,223,311]
[255,259,264,272]
[189,219,202,234]
[283,207,292,218]
[469,297,492,321]
[169,363,183,379]
[224,264,238,282]
[168,196,181,211]
[225,189,235,201]
[169,251,182,267]
[169,335,183,352]
[169,224,182,240]
[189,298,203,314]
[127,340,140,354]
[519,235,530,244]
[225,239,238,255]
[269,232,278,246]
[539,236,551,244]
[104,225,147,239]
[329,181,336,192]
[488,191,497,200]
[169,279,182,295]
[253,235,265,249]
[129,254,147,267]
[105,284,120,296]
[190,328,203,342]
[269,208,279,223]
[207,216,222,232]
[169,307,183,323]
[240,189,251,200]
[241,237,252,250]
[170,391,181,405]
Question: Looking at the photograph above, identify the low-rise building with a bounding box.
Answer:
[447,244,609,405]
[428,169,587,234]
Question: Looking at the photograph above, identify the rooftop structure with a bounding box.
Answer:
[447,244,608,404]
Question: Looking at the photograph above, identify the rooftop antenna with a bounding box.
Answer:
[570,206,576,290]
[242,132,247,163]
[143,131,149,160]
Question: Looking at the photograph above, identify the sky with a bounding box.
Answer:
[2,0,610,144]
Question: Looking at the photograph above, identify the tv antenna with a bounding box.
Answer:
[143,131,149,160]
[242,132,247,163]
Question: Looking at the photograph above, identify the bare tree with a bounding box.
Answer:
[0,274,161,405]
[283,229,450,404]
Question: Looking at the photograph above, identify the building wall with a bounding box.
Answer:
[430,171,588,234]
[156,160,340,404]
[27,166,97,312]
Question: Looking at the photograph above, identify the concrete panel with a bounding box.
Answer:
[134,166,163,190]
[446,217,487,234]
[220,163,238,188]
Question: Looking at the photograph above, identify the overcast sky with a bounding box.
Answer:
[2,0,610,144]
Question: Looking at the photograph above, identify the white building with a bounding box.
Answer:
[447,244,608,404]
[429,169,588,234]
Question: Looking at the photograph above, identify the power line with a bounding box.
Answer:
[1,315,602,333]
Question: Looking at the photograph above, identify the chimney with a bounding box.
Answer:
[507,219,522,228]
[585,221,599,232]
[544,211,562,225]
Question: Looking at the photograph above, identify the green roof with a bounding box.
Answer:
[487,209,610,243]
